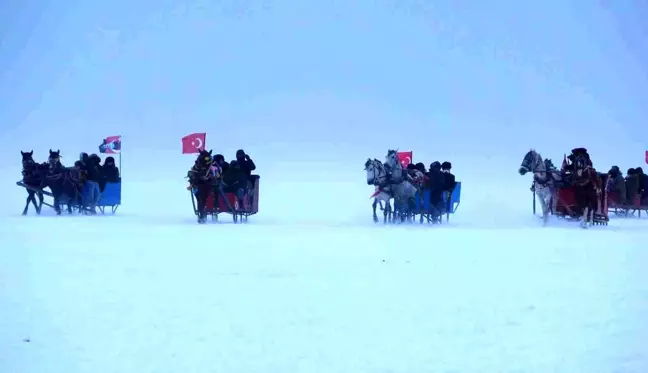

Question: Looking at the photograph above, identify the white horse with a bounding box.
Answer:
[384,150,418,221]
[365,158,393,223]
[519,149,561,226]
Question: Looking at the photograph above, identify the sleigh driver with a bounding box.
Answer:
[568,148,602,228]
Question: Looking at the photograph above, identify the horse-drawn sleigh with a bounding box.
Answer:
[188,149,259,223]
[365,150,461,224]
[18,150,122,215]
[521,148,608,227]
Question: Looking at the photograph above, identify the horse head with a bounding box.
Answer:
[364,158,372,170]
[519,148,542,175]
[195,149,213,168]
[385,149,399,167]
[365,158,386,185]
[21,150,35,166]
[47,149,62,168]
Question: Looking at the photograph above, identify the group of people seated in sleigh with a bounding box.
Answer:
[404,160,457,213]
[187,148,258,211]
[605,165,648,208]
[73,152,121,213]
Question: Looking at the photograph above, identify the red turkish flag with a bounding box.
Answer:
[397,151,412,167]
[181,133,206,154]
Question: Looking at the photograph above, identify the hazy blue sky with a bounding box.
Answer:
[1,0,647,181]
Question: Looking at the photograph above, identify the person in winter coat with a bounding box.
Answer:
[221,160,247,206]
[636,167,648,205]
[441,161,456,192]
[236,149,259,200]
[101,156,120,183]
[213,154,229,174]
[427,161,445,214]
[606,166,626,204]
[235,149,256,177]
[625,168,640,205]
[84,154,103,212]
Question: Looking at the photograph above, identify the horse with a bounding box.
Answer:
[20,150,44,215]
[41,149,85,215]
[188,149,215,223]
[365,158,393,223]
[571,157,601,228]
[384,149,408,183]
[519,149,562,225]
[382,150,418,221]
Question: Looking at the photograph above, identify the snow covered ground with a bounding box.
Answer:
[1,178,647,373]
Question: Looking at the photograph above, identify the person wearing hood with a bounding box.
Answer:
[101,156,120,183]
[606,166,626,205]
[236,149,259,205]
[235,149,255,175]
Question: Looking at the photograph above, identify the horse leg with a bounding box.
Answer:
[372,199,379,223]
[196,190,204,223]
[384,201,391,223]
[539,189,549,226]
[580,206,589,228]
[53,196,62,215]
[197,186,209,223]
[30,190,41,214]
[408,197,415,223]
[23,190,34,215]
[541,197,549,226]
[36,191,43,214]
[589,193,597,226]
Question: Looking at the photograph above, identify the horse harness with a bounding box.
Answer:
[189,164,214,185]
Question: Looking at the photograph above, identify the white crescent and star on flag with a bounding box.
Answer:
[192,137,203,149]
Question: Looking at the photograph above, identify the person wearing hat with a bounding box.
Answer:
[606,166,626,205]
[83,153,103,213]
[441,161,456,192]
[625,168,640,205]
[235,149,259,205]
[427,161,445,216]
[101,156,120,183]
[235,149,256,178]
[636,167,648,205]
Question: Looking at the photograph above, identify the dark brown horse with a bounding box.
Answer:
[20,150,45,215]
[188,150,215,223]
[572,165,601,228]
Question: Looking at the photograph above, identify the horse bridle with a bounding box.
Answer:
[367,161,387,185]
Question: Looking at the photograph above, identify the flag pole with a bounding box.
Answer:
[118,136,122,178]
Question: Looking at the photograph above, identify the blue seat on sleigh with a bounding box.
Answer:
[97,181,121,213]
